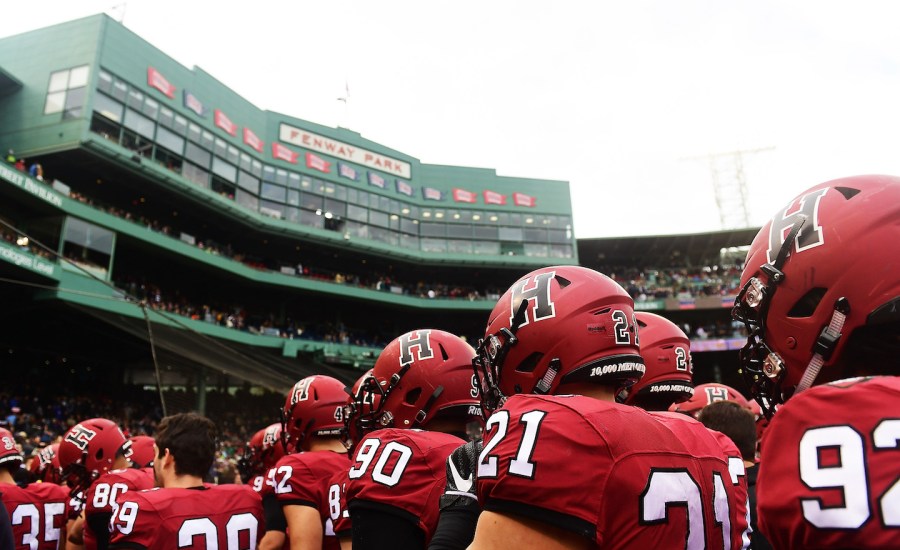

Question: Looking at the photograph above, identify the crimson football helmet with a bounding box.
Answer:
[128,436,156,468]
[29,443,61,483]
[621,312,694,410]
[237,423,285,482]
[669,383,751,418]
[0,428,22,467]
[59,418,132,494]
[733,175,900,417]
[281,375,347,453]
[474,266,645,414]
[345,329,481,446]
[343,369,377,449]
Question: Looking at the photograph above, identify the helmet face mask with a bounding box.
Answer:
[733,177,900,417]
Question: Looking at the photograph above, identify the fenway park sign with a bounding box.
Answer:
[279,123,411,179]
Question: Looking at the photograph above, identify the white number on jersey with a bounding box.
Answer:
[477,410,547,479]
[640,468,732,550]
[11,502,65,550]
[348,438,413,487]
[799,422,900,528]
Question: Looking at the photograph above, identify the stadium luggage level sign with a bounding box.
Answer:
[279,123,412,179]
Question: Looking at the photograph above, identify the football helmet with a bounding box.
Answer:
[621,312,694,410]
[669,383,751,418]
[58,418,131,494]
[29,443,61,483]
[281,375,347,453]
[733,175,900,417]
[128,436,156,468]
[346,329,481,445]
[342,369,377,449]
[237,423,285,483]
[474,265,645,414]
[0,428,22,467]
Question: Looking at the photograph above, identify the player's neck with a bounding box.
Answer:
[112,456,132,470]
[306,437,347,454]
[555,382,618,402]
[0,470,15,484]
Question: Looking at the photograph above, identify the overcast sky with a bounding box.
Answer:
[6,1,900,238]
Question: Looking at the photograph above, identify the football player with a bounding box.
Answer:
[109,412,263,548]
[621,311,694,410]
[29,443,62,484]
[343,329,482,549]
[732,175,900,548]
[669,382,751,417]
[467,265,747,549]
[0,427,69,549]
[271,375,349,550]
[238,424,285,492]
[58,418,154,550]
[126,436,155,469]
[239,423,288,550]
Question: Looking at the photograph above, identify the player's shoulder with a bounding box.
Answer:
[649,410,736,457]
[364,428,464,453]
[23,481,69,500]
[771,376,900,431]
[101,467,154,486]
[0,482,26,500]
[205,483,262,503]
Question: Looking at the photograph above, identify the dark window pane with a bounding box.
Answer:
[185,142,211,168]
[93,93,123,123]
[211,157,237,183]
[261,182,287,202]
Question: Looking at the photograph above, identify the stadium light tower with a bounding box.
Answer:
[683,147,774,230]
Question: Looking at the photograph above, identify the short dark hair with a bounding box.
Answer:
[155,413,216,478]
[697,400,756,461]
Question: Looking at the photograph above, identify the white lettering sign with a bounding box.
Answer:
[279,124,412,179]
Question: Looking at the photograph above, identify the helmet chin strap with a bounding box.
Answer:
[795,297,850,393]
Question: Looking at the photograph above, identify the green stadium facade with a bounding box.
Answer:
[0,14,757,413]
[0,14,577,410]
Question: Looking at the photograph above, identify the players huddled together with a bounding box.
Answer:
[0,174,897,548]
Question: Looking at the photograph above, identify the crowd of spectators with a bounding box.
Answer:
[0,384,284,484]
[606,264,744,302]
[4,157,750,304]
[116,276,394,348]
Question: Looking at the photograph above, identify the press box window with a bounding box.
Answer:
[44,64,90,118]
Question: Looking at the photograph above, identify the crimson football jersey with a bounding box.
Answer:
[272,451,350,549]
[476,394,745,549]
[84,467,154,548]
[328,469,351,538]
[345,429,465,545]
[0,482,68,550]
[650,411,751,549]
[109,484,263,548]
[757,376,900,549]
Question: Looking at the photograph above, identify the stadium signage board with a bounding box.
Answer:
[0,240,55,277]
[279,123,412,179]
[0,164,63,208]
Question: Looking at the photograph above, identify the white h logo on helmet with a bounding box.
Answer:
[510,271,556,328]
[399,330,434,366]
[766,188,828,265]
